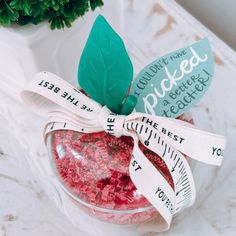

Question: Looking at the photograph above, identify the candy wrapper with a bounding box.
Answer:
[21,15,226,232]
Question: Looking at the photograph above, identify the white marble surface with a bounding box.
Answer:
[1,0,236,235]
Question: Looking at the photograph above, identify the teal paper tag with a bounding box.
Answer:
[130,38,214,118]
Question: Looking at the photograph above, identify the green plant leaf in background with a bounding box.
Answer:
[78,15,136,114]
[0,1,19,26]
[0,0,103,29]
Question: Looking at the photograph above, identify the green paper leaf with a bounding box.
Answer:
[130,38,214,118]
[78,15,134,114]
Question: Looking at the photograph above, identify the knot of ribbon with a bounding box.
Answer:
[21,71,226,231]
[98,106,126,138]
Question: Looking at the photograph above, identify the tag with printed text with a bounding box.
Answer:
[130,38,214,118]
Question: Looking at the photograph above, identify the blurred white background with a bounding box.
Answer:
[177,0,236,50]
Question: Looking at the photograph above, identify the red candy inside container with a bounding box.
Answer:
[46,113,193,224]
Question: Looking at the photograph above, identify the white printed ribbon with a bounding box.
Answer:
[21,71,226,231]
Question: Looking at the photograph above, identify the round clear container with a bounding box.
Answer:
[46,113,193,225]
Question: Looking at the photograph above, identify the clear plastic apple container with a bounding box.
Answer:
[46,112,194,225]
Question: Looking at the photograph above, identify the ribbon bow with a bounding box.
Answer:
[21,71,226,231]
